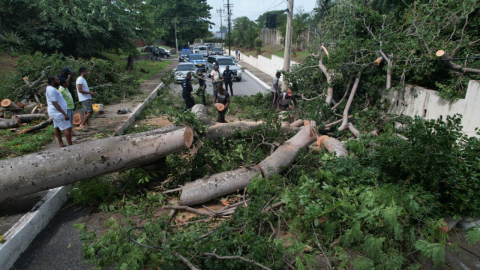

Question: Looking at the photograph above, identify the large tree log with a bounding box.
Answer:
[178,124,317,205]
[1,99,20,109]
[436,50,480,74]
[0,126,193,202]
[16,119,53,135]
[0,118,21,129]
[12,114,47,123]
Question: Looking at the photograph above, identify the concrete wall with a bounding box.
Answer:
[385,81,480,137]
[230,51,299,84]
[260,29,282,46]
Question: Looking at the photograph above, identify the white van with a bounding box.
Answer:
[198,46,208,57]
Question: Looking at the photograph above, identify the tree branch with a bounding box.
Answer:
[174,252,200,270]
[203,253,272,270]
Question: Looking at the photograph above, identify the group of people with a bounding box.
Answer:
[181,68,231,123]
[270,71,297,112]
[46,67,95,147]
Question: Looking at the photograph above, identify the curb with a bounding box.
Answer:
[238,64,270,92]
[0,81,165,270]
[115,82,165,135]
[0,185,72,269]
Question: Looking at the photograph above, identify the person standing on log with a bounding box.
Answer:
[76,67,96,130]
[213,84,230,123]
[46,76,72,147]
[277,89,297,111]
[195,70,207,106]
[210,65,220,97]
[182,72,195,112]
[270,71,281,110]
[57,67,76,107]
[58,78,74,128]
[222,65,235,96]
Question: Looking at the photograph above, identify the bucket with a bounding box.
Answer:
[92,104,104,114]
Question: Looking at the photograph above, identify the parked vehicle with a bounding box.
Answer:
[173,63,197,83]
[198,46,209,57]
[158,47,170,58]
[142,46,154,52]
[216,57,242,81]
[192,46,200,54]
[188,54,207,72]
[205,43,214,51]
[206,55,219,72]
[151,47,163,61]
[212,47,224,55]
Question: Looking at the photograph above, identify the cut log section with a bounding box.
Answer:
[73,113,83,126]
[1,99,20,109]
[12,114,47,123]
[0,126,194,202]
[16,119,53,135]
[179,124,317,205]
[321,136,348,157]
[214,103,225,111]
[0,118,21,129]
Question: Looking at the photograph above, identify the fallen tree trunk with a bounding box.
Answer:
[0,126,193,202]
[0,118,21,129]
[16,119,53,135]
[1,99,20,109]
[179,124,317,205]
[12,114,47,123]
[322,137,348,157]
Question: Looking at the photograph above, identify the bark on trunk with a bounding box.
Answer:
[0,126,193,202]
[179,125,317,205]
[1,99,20,109]
[12,114,47,123]
[348,122,360,138]
[338,74,362,131]
[319,59,333,105]
[126,55,134,70]
[16,119,52,135]
[0,118,21,129]
[322,137,348,157]
[436,50,480,74]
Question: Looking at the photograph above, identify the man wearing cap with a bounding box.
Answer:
[277,89,297,111]
[76,67,96,130]
[222,65,235,96]
[46,76,72,147]
[58,67,76,105]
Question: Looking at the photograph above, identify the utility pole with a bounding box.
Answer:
[174,20,179,56]
[217,8,225,49]
[282,0,294,91]
[224,0,233,56]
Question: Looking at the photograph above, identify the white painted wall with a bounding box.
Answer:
[230,52,299,84]
[385,80,480,138]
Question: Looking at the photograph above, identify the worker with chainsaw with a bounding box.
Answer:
[213,84,230,123]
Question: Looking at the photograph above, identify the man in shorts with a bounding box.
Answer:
[46,76,72,147]
[76,67,96,130]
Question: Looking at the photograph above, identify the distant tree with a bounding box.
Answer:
[150,0,213,47]
[232,17,259,49]
[292,10,311,52]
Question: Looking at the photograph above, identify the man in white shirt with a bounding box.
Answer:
[76,67,96,130]
[46,76,72,147]
[210,65,220,97]
[271,71,281,110]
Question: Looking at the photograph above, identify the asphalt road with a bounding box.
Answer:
[170,70,270,97]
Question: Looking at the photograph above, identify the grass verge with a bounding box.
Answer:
[0,121,54,159]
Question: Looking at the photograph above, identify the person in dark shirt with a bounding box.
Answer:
[57,67,76,107]
[195,70,207,105]
[222,66,235,96]
[182,73,195,112]
[277,89,297,111]
[213,84,230,123]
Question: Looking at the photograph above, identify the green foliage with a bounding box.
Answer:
[150,0,213,47]
[465,227,480,245]
[254,39,263,55]
[0,124,54,159]
[0,30,26,53]
[414,240,445,267]
[0,52,141,104]
[232,17,259,49]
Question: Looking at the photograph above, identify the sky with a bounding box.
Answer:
[206,0,317,32]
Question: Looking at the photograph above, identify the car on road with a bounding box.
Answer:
[212,47,224,55]
[206,55,219,72]
[187,54,207,72]
[179,49,191,62]
[192,46,200,54]
[158,47,170,58]
[173,63,197,83]
[216,57,242,81]
[198,46,209,57]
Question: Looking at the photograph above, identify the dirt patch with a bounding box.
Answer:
[135,116,172,128]
[0,51,18,79]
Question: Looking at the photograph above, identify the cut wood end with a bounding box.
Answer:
[304,120,310,126]
[316,135,329,146]
[72,113,82,125]
[16,102,24,108]
[215,103,225,111]
[436,50,446,58]
[374,56,383,66]
[1,99,12,107]
[184,127,194,148]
